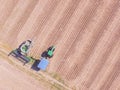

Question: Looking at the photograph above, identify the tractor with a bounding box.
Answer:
[47,46,55,58]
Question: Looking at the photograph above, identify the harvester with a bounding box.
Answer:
[8,49,32,64]
[8,40,33,64]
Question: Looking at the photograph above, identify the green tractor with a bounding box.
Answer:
[47,46,55,58]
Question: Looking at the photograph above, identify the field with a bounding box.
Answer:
[0,56,47,90]
[0,0,120,90]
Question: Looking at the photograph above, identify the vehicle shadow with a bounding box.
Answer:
[41,51,48,59]
[31,60,40,71]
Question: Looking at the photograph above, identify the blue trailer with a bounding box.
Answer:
[37,57,49,71]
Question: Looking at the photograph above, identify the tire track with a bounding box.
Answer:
[81,28,120,89]
[7,0,38,45]
[8,0,38,44]
[109,74,120,90]
[48,0,87,71]
[35,0,82,53]
[25,0,62,56]
[57,0,101,75]
[77,3,119,88]
[89,40,120,90]
[0,0,36,42]
[31,0,61,38]
[0,0,19,40]
[28,0,72,57]
[100,59,120,90]
[0,0,18,27]
[46,0,82,46]
[64,0,119,81]
[16,0,48,46]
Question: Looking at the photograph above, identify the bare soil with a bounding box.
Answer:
[0,57,48,90]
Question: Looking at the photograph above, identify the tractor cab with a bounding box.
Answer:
[47,46,55,58]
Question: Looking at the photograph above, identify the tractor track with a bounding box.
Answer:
[74,1,119,87]
[65,0,119,81]
[7,0,38,44]
[0,0,18,27]
[28,0,62,56]
[32,0,61,37]
[71,0,119,81]
[89,40,120,90]
[57,0,101,75]
[109,72,120,90]
[49,0,88,71]
[79,27,120,89]
[30,0,72,56]
[101,59,120,90]
[35,0,82,54]
[17,0,49,42]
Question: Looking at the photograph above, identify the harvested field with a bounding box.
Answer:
[0,57,47,90]
[0,0,120,90]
